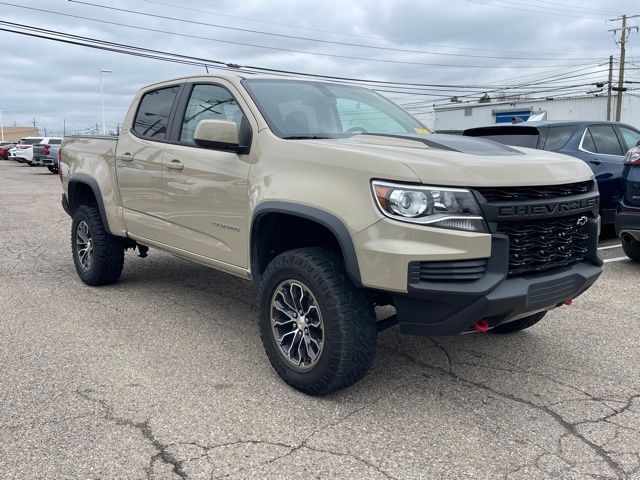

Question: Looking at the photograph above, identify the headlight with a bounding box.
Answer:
[371,180,487,232]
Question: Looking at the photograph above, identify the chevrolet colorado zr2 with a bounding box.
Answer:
[59,75,602,395]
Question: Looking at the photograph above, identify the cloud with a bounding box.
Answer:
[0,0,632,132]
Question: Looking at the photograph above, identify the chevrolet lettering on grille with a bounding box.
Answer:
[497,197,599,218]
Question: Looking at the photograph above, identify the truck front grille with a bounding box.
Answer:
[497,215,589,276]
[477,181,592,202]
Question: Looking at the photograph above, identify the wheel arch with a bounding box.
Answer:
[250,202,362,286]
[67,174,113,235]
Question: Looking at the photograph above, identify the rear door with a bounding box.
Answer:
[161,81,253,268]
[617,126,640,207]
[578,124,626,220]
[115,84,181,243]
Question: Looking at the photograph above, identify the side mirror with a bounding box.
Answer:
[194,119,247,153]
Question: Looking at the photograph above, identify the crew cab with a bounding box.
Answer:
[59,74,602,394]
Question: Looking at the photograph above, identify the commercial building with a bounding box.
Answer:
[433,94,640,132]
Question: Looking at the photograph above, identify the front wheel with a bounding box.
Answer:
[259,248,377,396]
[491,311,546,334]
[71,205,125,286]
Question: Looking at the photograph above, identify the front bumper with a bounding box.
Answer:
[615,201,640,239]
[390,217,602,336]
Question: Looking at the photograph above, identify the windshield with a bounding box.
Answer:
[243,79,426,138]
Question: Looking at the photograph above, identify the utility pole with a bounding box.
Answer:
[609,14,640,122]
[63,119,66,136]
[606,55,613,120]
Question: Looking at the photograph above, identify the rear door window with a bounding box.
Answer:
[49,139,62,145]
[133,86,180,140]
[586,125,624,156]
[618,126,640,151]
[542,126,575,151]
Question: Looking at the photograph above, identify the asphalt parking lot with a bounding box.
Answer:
[1,160,639,480]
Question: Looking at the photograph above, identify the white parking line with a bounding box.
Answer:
[603,256,629,263]
[598,244,622,251]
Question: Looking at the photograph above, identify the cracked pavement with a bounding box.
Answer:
[1,161,640,479]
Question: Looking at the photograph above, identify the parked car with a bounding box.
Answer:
[33,137,63,173]
[8,137,44,163]
[0,142,16,160]
[463,121,640,225]
[615,142,640,261]
[59,74,602,394]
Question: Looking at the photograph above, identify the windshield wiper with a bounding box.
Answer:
[282,135,330,140]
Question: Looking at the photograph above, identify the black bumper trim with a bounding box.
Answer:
[394,262,601,336]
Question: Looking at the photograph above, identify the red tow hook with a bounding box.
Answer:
[473,319,490,333]
[564,299,573,305]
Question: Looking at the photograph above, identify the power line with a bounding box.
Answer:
[140,0,615,58]
[466,0,609,20]
[0,20,609,92]
[64,0,607,63]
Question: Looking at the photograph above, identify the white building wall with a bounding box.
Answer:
[433,94,640,131]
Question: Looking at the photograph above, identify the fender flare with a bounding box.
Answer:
[251,201,362,286]
[67,173,113,235]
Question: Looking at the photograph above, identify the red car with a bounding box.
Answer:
[0,142,16,160]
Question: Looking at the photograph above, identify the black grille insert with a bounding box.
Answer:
[498,215,589,276]
[477,181,592,202]
[409,259,488,282]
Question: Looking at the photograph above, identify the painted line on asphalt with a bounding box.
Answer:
[598,244,622,251]
[603,256,629,263]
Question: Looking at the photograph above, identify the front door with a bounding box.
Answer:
[115,85,180,242]
[161,83,252,268]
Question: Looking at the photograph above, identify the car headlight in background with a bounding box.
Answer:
[371,180,487,232]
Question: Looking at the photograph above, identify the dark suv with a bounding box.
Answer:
[615,143,640,261]
[464,121,640,225]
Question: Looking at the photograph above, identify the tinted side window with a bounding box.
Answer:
[133,86,179,140]
[588,125,623,156]
[180,84,244,145]
[618,126,640,151]
[49,139,62,145]
[542,126,575,151]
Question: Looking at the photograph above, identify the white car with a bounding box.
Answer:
[9,137,44,163]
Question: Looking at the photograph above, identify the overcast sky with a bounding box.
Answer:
[0,0,638,133]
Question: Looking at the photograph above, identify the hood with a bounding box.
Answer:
[313,133,594,187]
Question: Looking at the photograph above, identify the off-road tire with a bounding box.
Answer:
[47,165,58,174]
[491,311,546,334]
[622,237,640,262]
[259,248,377,396]
[71,205,124,286]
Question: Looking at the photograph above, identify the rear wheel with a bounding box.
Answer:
[259,248,377,396]
[47,165,58,174]
[71,205,124,286]
[621,236,640,262]
[491,311,546,334]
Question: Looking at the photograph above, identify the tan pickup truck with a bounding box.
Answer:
[59,74,602,395]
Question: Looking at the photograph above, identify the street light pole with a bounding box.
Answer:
[0,107,6,142]
[99,69,113,135]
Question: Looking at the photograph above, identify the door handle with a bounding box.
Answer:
[118,152,133,162]
[589,159,602,165]
[166,159,184,171]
